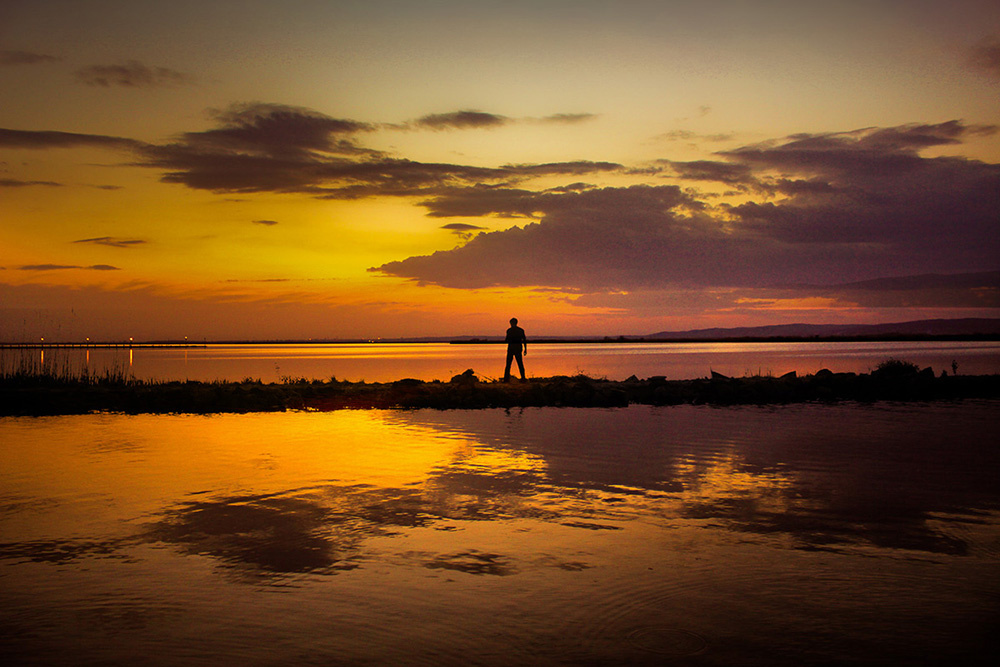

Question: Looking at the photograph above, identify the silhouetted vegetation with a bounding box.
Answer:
[2,360,998,416]
[0,348,136,387]
[873,358,922,377]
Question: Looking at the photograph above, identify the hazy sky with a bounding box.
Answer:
[2,0,998,340]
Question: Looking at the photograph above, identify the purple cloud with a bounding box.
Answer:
[142,131,619,196]
[0,128,142,150]
[412,110,509,130]
[403,110,596,131]
[19,264,121,271]
[656,159,755,186]
[4,106,996,310]
[539,113,598,124]
[73,237,146,248]
[0,178,62,187]
[75,60,193,88]
[0,50,60,65]
[2,104,615,197]
[440,222,488,240]
[968,36,1000,79]
[373,122,1000,294]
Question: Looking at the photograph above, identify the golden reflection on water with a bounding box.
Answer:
[4,411,472,501]
[6,340,998,383]
[1,403,999,666]
[674,450,798,517]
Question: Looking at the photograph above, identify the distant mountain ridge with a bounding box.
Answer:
[646,318,1000,340]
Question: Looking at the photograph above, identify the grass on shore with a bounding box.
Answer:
[1,348,137,386]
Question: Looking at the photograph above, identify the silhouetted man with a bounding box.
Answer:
[504,317,527,382]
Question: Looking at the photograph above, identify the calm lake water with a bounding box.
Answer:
[2,402,998,666]
[5,340,1000,383]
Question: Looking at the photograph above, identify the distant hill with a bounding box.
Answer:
[646,318,1000,340]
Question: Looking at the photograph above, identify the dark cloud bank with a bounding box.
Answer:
[128,104,615,198]
[3,104,998,307]
[376,121,1000,302]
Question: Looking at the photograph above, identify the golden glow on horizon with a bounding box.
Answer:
[734,296,859,311]
[2,1,998,340]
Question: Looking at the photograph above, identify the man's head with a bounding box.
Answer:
[510,318,518,325]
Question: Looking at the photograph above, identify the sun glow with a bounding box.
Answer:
[2,1,998,340]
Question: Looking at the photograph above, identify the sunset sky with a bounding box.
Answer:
[2,0,998,341]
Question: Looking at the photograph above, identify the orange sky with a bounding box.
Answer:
[2,0,998,341]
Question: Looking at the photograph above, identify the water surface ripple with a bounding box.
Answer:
[1,402,998,665]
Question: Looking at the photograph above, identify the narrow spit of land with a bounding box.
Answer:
[3,363,999,416]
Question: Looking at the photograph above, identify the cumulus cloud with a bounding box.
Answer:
[132,104,620,195]
[723,122,1000,251]
[74,60,194,88]
[656,159,755,186]
[375,185,756,290]
[0,50,60,65]
[73,237,146,248]
[192,103,373,155]
[2,103,612,198]
[725,121,996,170]
[19,264,120,271]
[418,181,667,219]
[4,105,996,310]
[135,103,384,193]
[373,121,1000,295]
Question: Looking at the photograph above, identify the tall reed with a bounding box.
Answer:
[0,348,139,386]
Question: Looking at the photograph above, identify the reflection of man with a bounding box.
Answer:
[504,317,527,382]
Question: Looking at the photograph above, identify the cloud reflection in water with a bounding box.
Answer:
[2,404,999,666]
[3,403,997,582]
[387,403,1000,557]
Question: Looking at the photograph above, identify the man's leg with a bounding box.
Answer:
[515,351,525,380]
[504,350,513,381]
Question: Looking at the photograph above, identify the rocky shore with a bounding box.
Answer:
[3,362,999,416]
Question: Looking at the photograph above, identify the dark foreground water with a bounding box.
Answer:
[2,402,998,666]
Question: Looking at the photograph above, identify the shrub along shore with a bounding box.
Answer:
[2,360,999,416]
